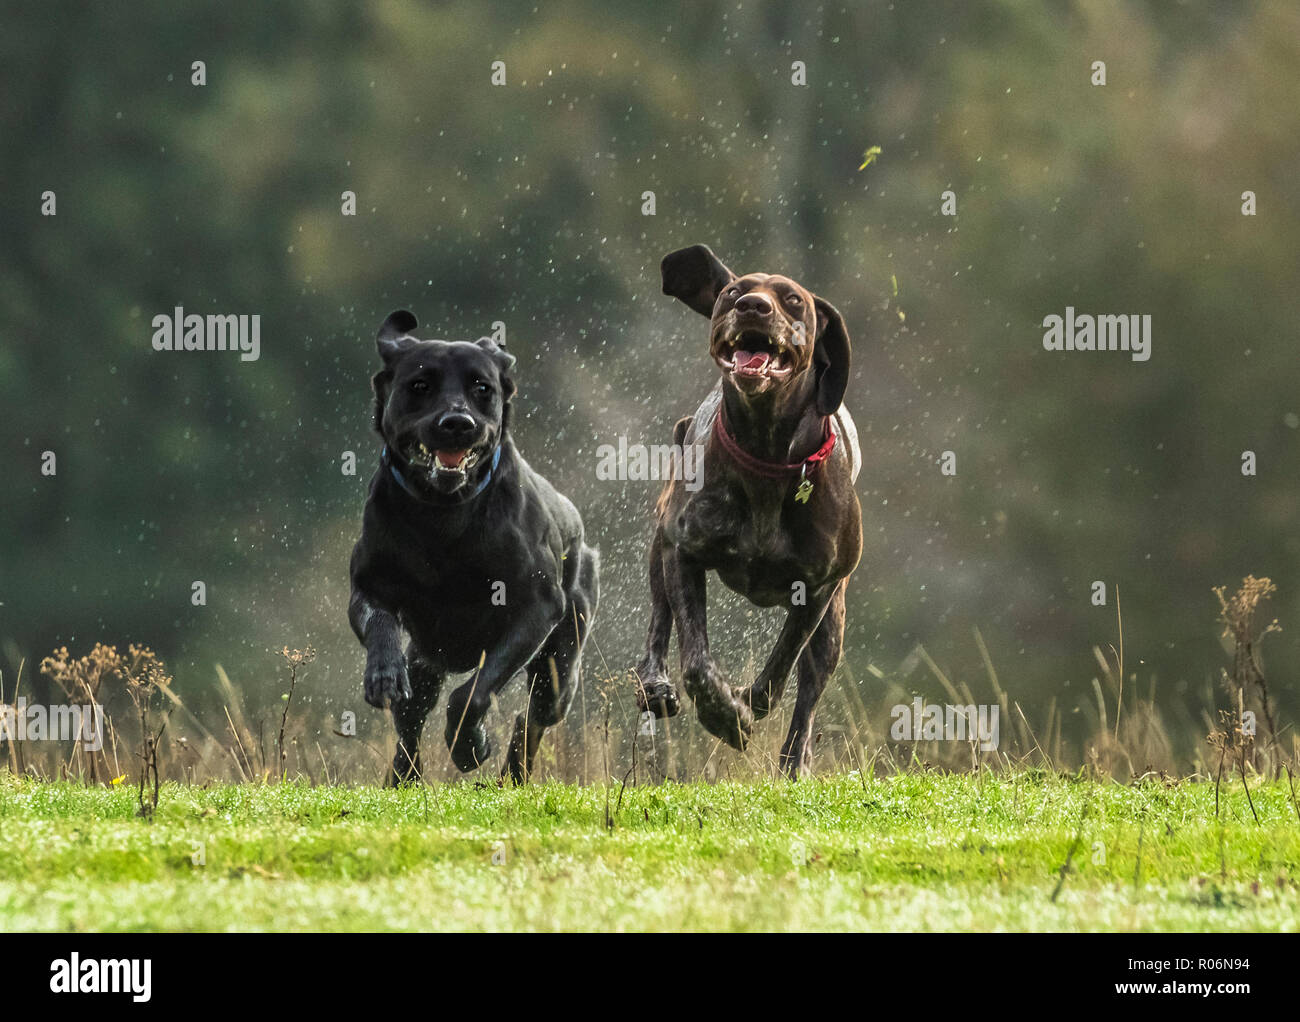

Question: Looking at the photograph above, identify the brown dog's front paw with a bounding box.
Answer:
[684,661,752,751]
[778,735,814,779]
[695,693,753,752]
[737,681,778,721]
[635,671,681,719]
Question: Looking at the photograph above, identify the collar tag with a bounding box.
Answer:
[713,406,835,504]
[794,465,814,504]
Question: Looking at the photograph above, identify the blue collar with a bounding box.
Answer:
[382,444,502,504]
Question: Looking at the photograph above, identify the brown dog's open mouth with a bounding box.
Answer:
[407,442,481,477]
[715,329,794,379]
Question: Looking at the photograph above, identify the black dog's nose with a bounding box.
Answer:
[437,411,476,436]
[735,292,773,316]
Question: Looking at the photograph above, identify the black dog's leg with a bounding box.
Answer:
[387,649,444,786]
[350,590,412,709]
[444,590,565,773]
[504,547,597,784]
[633,529,680,719]
[739,582,837,722]
[664,546,753,751]
[778,580,846,778]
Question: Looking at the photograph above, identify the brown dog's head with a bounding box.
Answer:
[661,244,851,415]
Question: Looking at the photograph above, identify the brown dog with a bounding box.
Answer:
[634,244,862,777]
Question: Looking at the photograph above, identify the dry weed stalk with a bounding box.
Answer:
[39,643,120,783]
[42,644,173,814]
[1208,706,1259,824]
[119,645,172,817]
[1213,575,1281,774]
[276,646,316,779]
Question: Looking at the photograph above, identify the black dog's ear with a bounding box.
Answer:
[812,297,851,416]
[370,311,418,433]
[476,336,516,370]
[370,369,392,434]
[377,309,419,362]
[476,337,517,400]
[661,244,736,318]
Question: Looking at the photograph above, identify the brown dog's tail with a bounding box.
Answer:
[653,415,693,520]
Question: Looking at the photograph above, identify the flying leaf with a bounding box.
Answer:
[858,145,882,170]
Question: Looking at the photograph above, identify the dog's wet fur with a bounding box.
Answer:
[349,310,598,785]
[635,244,863,777]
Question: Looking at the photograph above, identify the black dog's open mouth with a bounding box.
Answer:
[715,329,794,379]
[406,442,481,478]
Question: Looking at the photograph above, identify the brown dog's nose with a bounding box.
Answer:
[734,292,773,317]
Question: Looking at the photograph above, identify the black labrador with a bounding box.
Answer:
[634,245,862,777]
[349,310,598,785]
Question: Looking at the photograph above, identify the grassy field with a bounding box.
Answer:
[0,770,1296,931]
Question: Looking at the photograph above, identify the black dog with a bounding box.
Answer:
[634,245,862,777]
[349,310,598,784]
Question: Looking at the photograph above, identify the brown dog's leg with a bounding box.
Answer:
[636,416,693,720]
[740,582,837,721]
[778,580,847,778]
[664,546,753,750]
[634,530,680,718]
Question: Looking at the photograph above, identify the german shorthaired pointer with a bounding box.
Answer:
[634,245,862,777]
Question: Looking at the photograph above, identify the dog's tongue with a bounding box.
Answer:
[735,350,770,372]
[437,449,468,468]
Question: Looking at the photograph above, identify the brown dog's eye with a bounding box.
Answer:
[786,294,803,306]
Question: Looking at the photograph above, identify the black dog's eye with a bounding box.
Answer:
[409,379,429,393]
[471,381,491,397]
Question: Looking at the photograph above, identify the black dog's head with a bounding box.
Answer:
[661,244,851,415]
[371,310,516,497]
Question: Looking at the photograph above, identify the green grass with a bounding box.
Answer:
[0,771,1296,931]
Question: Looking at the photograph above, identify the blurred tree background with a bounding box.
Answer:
[2,0,1297,772]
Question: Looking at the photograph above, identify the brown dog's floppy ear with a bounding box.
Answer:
[812,297,851,415]
[377,309,418,363]
[661,244,736,318]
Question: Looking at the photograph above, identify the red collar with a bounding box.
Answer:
[712,403,837,480]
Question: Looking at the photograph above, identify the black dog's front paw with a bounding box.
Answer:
[634,663,680,719]
[364,649,412,709]
[386,755,423,788]
[448,720,491,773]
[445,689,491,772]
